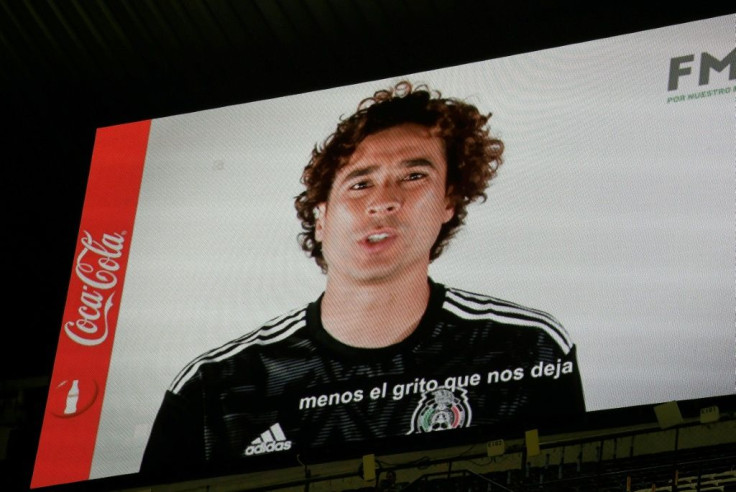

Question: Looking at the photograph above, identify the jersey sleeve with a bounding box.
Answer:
[139,389,205,476]
[558,343,586,413]
[525,306,586,419]
[530,340,586,427]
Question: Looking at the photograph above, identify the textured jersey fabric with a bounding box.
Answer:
[141,279,585,474]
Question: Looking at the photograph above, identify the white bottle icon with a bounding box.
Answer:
[64,379,80,415]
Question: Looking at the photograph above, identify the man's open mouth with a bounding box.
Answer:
[366,232,390,243]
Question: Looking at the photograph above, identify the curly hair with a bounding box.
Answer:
[295,80,504,272]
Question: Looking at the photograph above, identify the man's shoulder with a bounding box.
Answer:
[167,304,310,395]
[439,284,574,355]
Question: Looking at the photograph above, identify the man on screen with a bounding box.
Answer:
[141,81,585,474]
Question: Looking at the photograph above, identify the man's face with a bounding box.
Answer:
[315,123,454,284]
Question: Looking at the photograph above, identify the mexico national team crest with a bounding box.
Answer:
[408,387,472,434]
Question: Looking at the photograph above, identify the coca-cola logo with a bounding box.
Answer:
[49,378,98,418]
[64,230,126,347]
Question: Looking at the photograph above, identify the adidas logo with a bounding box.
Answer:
[244,423,293,456]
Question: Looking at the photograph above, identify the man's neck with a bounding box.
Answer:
[320,271,431,348]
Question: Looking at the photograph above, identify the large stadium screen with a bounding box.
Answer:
[32,13,735,489]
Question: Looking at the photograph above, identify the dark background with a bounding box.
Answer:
[2,2,734,490]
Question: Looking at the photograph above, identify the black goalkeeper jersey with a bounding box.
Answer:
[141,279,585,475]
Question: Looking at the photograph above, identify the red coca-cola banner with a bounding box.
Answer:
[31,120,151,489]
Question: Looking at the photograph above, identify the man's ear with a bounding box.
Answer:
[443,189,455,224]
[314,203,327,242]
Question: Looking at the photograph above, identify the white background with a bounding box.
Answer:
[91,15,735,478]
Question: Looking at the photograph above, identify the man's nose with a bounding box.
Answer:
[367,184,401,215]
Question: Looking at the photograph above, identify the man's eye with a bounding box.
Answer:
[350,181,371,190]
[405,172,427,181]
